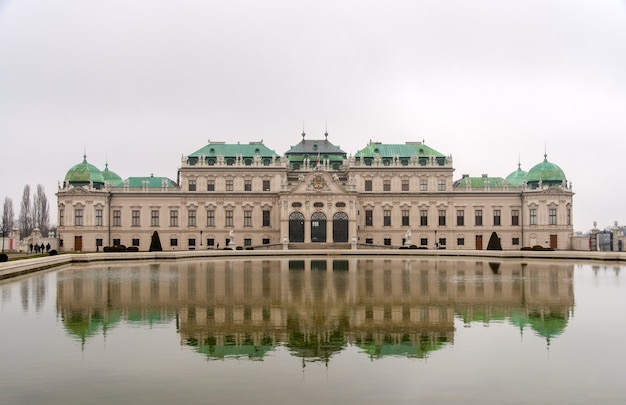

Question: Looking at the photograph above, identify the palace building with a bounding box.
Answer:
[56,132,574,252]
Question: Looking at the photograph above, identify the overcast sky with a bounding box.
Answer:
[1,0,625,232]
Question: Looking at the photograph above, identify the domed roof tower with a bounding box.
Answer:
[64,154,105,189]
[102,162,123,187]
[526,153,566,189]
[505,162,527,186]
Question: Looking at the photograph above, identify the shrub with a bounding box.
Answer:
[149,231,163,252]
[487,232,502,250]
[0,253,8,262]
[104,245,127,252]
[49,250,58,256]
[126,246,139,252]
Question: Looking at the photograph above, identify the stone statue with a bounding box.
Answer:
[228,230,235,246]
[404,229,412,245]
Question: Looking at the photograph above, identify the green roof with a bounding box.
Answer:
[124,176,178,188]
[454,176,505,188]
[526,154,566,184]
[102,163,123,187]
[64,154,105,186]
[189,141,278,158]
[355,142,445,158]
[505,163,528,186]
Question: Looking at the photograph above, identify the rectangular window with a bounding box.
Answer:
[567,208,571,226]
[188,209,196,227]
[262,238,270,245]
[96,238,103,247]
[207,238,215,247]
[365,180,372,191]
[244,210,252,227]
[420,210,428,226]
[365,238,373,244]
[207,180,215,191]
[151,210,159,226]
[438,179,445,191]
[74,209,83,226]
[113,210,121,227]
[457,237,465,246]
[475,209,483,226]
[263,210,270,227]
[383,179,391,191]
[420,179,427,191]
[59,209,64,226]
[493,209,501,226]
[512,237,520,245]
[113,238,121,246]
[365,210,373,226]
[132,238,140,247]
[511,209,519,226]
[383,210,391,226]
[438,210,446,226]
[530,208,537,225]
[384,238,391,246]
[226,179,233,191]
[170,210,179,227]
[170,238,178,246]
[225,210,233,227]
[244,238,252,246]
[420,238,428,246]
[263,179,270,191]
[402,210,410,226]
[132,210,140,227]
[189,180,196,191]
[244,180,252,192]
[401,179,409,191]
[549,208,557,225]
[188,238,196,247]
[456,210,464,226]
[95,209,103,226]
[207,210,215,227]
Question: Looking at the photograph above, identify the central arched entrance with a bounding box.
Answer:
[289,212,305,242]
[310,212,327,243]
[333,212,349,242]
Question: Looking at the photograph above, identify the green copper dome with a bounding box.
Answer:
[102,163,123,187]
[526,154,566,187]
[64,154,105,188]
[505,163,527,186]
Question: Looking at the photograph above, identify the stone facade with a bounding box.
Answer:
[56,137,574,252]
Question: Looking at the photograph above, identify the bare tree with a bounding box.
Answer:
[33,184,50,236]
[2,197,14,252]
[19,185,33,238]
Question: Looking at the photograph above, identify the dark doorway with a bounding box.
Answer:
[311,212,327,243]
[333,212,349,243]
[289,212,305,243]
[74,235,83,252]
[476,235,483,250]
[550,234,558,249]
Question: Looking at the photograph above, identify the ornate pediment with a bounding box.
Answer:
[289,171,347,194]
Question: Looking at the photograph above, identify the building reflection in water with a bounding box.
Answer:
[56,258,574,361]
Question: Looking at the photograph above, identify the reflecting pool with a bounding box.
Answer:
[1,258,625,404]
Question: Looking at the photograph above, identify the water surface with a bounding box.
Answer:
[1,258,624,404]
